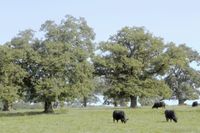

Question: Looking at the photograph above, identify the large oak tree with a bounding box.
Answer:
[94,26,171,107]
[164,43,200,104]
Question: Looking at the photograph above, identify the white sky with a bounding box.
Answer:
[0,0,200,53]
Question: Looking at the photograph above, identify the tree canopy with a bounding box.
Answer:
[164,43,200,104]
[0,15,200,111]
[2,15,95,112]
[94,27,172,107]
[0,45,27,111]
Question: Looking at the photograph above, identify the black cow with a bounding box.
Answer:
[164,110,177,123]
[112,110,128,123]
[152,101,165,109]
[192,101,198,107]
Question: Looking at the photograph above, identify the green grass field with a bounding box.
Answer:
[0,106,200,133]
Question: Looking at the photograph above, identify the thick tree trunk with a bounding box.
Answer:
[44,100,53,113]
[2,100,10,111]
[113,101,118,107]
[130,96,137,108]
[83,97,87,107]
[113,98,118,107]
[178,98,186,105]
[177,93,186,105]
[119,98,126,107]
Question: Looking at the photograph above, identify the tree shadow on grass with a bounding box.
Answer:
[0,110,58,117]
[0,108,69,117]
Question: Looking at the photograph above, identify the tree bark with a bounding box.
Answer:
[44,100,53,113]
[2,100,10,111]
[119,98,126,107]
[130,96,137,108]
[113,101,118,107]
[83,97,87,107]
[113,98,118,107]
[177,93,186,105]
[178,98,186,105]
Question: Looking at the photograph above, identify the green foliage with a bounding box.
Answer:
[0,45,27,110]
[0,14,200,110]
[1,15,96,112]
[164,44,200,104]
[94,26,172,105]
[39,15,95,107]
[69,60,95,99]
[35,78,65,102]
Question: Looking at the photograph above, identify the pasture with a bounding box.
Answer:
[0,106,200,133]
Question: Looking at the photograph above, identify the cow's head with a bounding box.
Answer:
[173,117,177,123]
[122,118,129,123]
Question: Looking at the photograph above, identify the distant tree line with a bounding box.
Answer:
[0,15,200,113]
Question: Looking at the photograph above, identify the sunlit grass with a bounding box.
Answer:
[0,106,200,133]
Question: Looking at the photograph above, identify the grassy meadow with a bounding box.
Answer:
[0,106,200,133]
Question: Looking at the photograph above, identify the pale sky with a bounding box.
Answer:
[1,0,200,52]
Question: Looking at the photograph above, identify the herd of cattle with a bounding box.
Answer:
[113,101,199,124]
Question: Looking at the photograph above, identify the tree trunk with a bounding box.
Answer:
[83,97,87,107]
[44,100,53,113]
[113,101,118,107]
[2,100,10,111]
[113,98,118,107]
[177,93,186,105]
[119,98,126,107]
[130,96,137,108]
[178,98,186,105]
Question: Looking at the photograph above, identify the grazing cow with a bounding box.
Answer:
[152,101,165,109]
[113,110,128,123]
[164,110,177,123]
[192,101,198,107]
